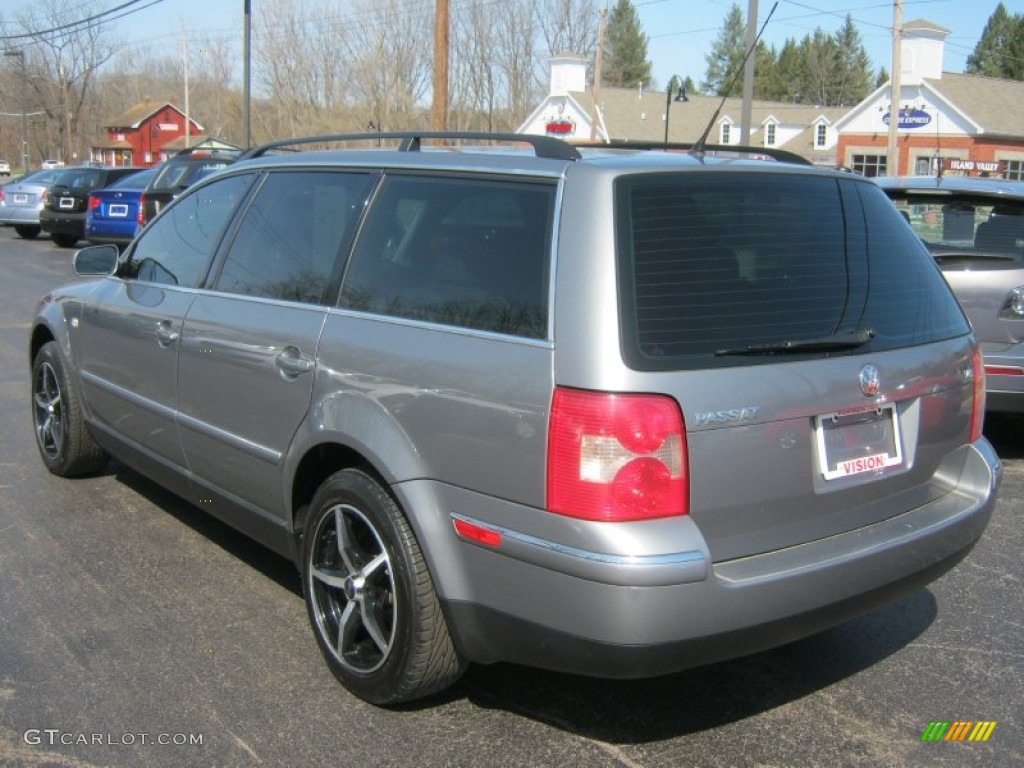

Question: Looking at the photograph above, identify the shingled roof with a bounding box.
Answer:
[105,99,203,132]
[924,72,1024,139]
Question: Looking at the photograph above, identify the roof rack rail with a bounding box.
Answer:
[239,131,581,162]
[573,140,812,167]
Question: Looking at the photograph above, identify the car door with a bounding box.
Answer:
[176,170,375,543]
[75,172,257,491]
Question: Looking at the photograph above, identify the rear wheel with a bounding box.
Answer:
[302,468,465,705]
[14,224,40,239]
[52,233,79,248]
[31,341,108,476]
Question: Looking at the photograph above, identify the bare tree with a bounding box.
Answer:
[341,0,432,132]
[11,0,120,164]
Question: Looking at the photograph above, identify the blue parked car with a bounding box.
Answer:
[84,168,157,249]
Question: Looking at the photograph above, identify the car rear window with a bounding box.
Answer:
[886,193,1024,255]
[616,172,970,369]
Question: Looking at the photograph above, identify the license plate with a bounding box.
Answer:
[59,197,75,209]
[13,193,27,204]
[814,404,903,480]
[109,204,128,217]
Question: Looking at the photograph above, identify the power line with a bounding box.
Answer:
[1,0,166,41]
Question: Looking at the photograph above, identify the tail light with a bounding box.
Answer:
[969,347,985,443]
[0,189,5,203]
[88,194,101,210]
[41,188,48,204]
[547,388,688,522]
[137,194,147,227]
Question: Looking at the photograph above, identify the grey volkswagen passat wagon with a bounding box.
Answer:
[30,132,1001,705]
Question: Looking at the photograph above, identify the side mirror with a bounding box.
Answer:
[73,244,119,276]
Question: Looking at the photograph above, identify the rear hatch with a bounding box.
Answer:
[615,170,977,562]
[46,168,111,214]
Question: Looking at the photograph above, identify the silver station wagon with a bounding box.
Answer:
[30,132,1001,705]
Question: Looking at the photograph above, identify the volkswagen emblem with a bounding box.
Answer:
[859,365,880,397]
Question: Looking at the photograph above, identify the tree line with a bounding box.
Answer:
[0,0,1019,167]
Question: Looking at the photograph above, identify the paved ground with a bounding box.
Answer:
[0,229,1020,767]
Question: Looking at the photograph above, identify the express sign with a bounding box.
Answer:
[882,108,932,129]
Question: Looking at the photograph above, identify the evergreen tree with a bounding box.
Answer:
[771,39,806,102]
[875,67,889,89]
[966,2,1024,80]
[832,15,872,105]
[702,3,746,96]
[603,0,652,88]
[681,75,698,96]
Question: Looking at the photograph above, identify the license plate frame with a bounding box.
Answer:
[109,204,128,217]
[814,403,903,481]
[13,193,27,204]
[58,197,75,210]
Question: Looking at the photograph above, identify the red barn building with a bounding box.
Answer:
[90,100,203,167]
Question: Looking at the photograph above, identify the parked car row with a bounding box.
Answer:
[0,147,239,249]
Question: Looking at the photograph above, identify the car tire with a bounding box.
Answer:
[31,341,109,477]
[14,224,40,239]
[52,233,79,248]
[302,468,466,705]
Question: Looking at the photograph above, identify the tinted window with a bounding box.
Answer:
[152,159,234,191]
[108,169,157,191]
[52,168,106,190]
[341,175,554,339]
[214,171,374,304]
[616,172,969,369]
[127,173,255,287]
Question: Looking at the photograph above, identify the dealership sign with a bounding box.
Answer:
[942,158,1005,174]
[882,108,932,129]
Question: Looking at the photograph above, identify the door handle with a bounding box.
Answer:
[154,322,179,346]
[275,349,314,375]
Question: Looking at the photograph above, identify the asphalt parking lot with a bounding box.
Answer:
[1,229,1021,767]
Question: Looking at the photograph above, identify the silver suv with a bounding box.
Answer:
[30,132,1001,705]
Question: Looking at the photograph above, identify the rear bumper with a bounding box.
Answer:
[0,206,42,225]
[40,210,85,236]
[405,439,1000,678]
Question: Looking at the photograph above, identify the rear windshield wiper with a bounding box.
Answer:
[715,328,875,356]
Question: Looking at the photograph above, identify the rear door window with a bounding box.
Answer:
[340,174,555,339]
[616,172,969,369]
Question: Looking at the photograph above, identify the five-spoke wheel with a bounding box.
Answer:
[302,469,465,705]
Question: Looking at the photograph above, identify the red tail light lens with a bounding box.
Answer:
[547,388,688,522]
[137,194,147,226]
[0,189,5,203]
[969,347,985,443]
[88,194,101,210]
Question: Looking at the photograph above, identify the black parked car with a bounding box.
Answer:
[40,165,146,248]
[137,147,239,229]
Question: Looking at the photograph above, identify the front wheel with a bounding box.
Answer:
[302,469,466,705]
[31,341,108,476]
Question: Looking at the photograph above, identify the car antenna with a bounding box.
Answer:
[692,1,778,157]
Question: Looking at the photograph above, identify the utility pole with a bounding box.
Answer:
[3,49,28,173]
[243,0,251,147]
[740,0,758,145]
[431,0,449,131]
[182,33,191,150]
[887,0,902,176]
[591,5,607,141]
